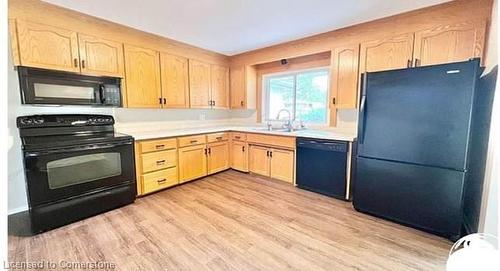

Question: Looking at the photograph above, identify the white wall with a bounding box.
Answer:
[479,0,499,236]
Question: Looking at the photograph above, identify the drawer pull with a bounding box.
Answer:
[234,136,241,139]
[157,178,167,184]
[216,136,223,140]
[156,160,166,165]
[155,144,165,149]
[190,140,198,144]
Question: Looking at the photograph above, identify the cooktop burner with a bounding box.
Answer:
[17,114,133,150]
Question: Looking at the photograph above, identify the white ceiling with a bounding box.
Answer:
[43,0,450,56]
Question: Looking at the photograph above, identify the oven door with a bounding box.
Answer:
[23,140,135,206]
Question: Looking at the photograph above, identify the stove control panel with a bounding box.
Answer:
[17,115,115,128]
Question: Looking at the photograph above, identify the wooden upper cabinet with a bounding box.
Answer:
[160,53,189,108]
[413,21,486,67]
[16,20,80,73]
[330,44,360,109]
[123,44,162,108]
[230,66,246,109]
[189,59,211,108]
[78,34,124,77]
[360,33,414,73]
[211,65,230,109]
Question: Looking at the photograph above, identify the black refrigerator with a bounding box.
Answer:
[353,59,496,240]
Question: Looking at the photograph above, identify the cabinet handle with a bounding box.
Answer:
[240,101,244,106]
[81,60,85,69]
[74,58,78,67]
[213,101,216,106]
[208,148,211,155]
[157,178,167,184]
[204,148,208,155]
[208,100,212,106]
[234,136,241,139]
[216,136,223,140]
[163,98,167,104]
[269,151,272,158]
[190,140,198,144]
[155,144,165,149]
[156,160,166,165]
[266,150,269,157]
[242,146,245,152]
[415,58,421,67]
[159,98,162,104]
[407,59,412,68]
[332,97,336,105]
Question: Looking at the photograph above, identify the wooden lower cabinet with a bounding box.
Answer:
[249,145,271,176]
[249,145,294,183]
[207,141,230,174]
[269,149,294,183]
[135,139,179,196]
[178,144,208,183]
[141,167,178,194]
[231,140,248,172]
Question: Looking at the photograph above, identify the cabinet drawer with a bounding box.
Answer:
[139,138,177,153]
[178,134,207,147]
[141,149,177,173]
[142,167,178,194]
[247,133,295,149]
[231,132,246,141]
[207,132,228,143]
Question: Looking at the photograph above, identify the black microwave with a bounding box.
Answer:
[18,66,122,107]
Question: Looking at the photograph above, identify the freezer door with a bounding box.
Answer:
[357,60,479,170]
[353,157,464,238]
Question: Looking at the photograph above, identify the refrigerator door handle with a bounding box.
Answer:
[359,95,367,144]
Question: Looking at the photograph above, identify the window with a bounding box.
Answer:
[264,68,329,124]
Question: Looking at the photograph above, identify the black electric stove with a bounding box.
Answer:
[17,114,136,234]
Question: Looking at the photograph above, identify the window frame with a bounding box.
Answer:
[262,66,330,124]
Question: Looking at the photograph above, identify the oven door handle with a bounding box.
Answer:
[25,141,132,157]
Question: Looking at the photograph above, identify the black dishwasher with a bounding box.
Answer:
[296,138,350,200]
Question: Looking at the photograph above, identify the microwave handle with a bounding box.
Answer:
[99,84,106,104]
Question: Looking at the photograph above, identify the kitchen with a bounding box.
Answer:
[3,0,499,270]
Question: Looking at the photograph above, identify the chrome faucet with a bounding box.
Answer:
[276,109,293,132]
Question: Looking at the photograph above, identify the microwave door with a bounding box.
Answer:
[22,77,101,105]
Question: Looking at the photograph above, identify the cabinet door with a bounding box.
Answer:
[208,141,230,174]
[16,20,80,73]
[211,65,230,109]
[249,145,270,177]
[160,53,189,108]
[178,145,208,183]
[189,59,211,108]
[230,66,246,109]
[359,33,414,73]
[124,44,162,108]
[413,21,486,67]
[330,44,360,109]
[230,141,248,172]
[270,149,294,183]
[78,34,124,77]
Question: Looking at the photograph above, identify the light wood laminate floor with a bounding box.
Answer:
[9,170,452,270]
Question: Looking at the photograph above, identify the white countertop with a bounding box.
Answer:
[118,125,357,142]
